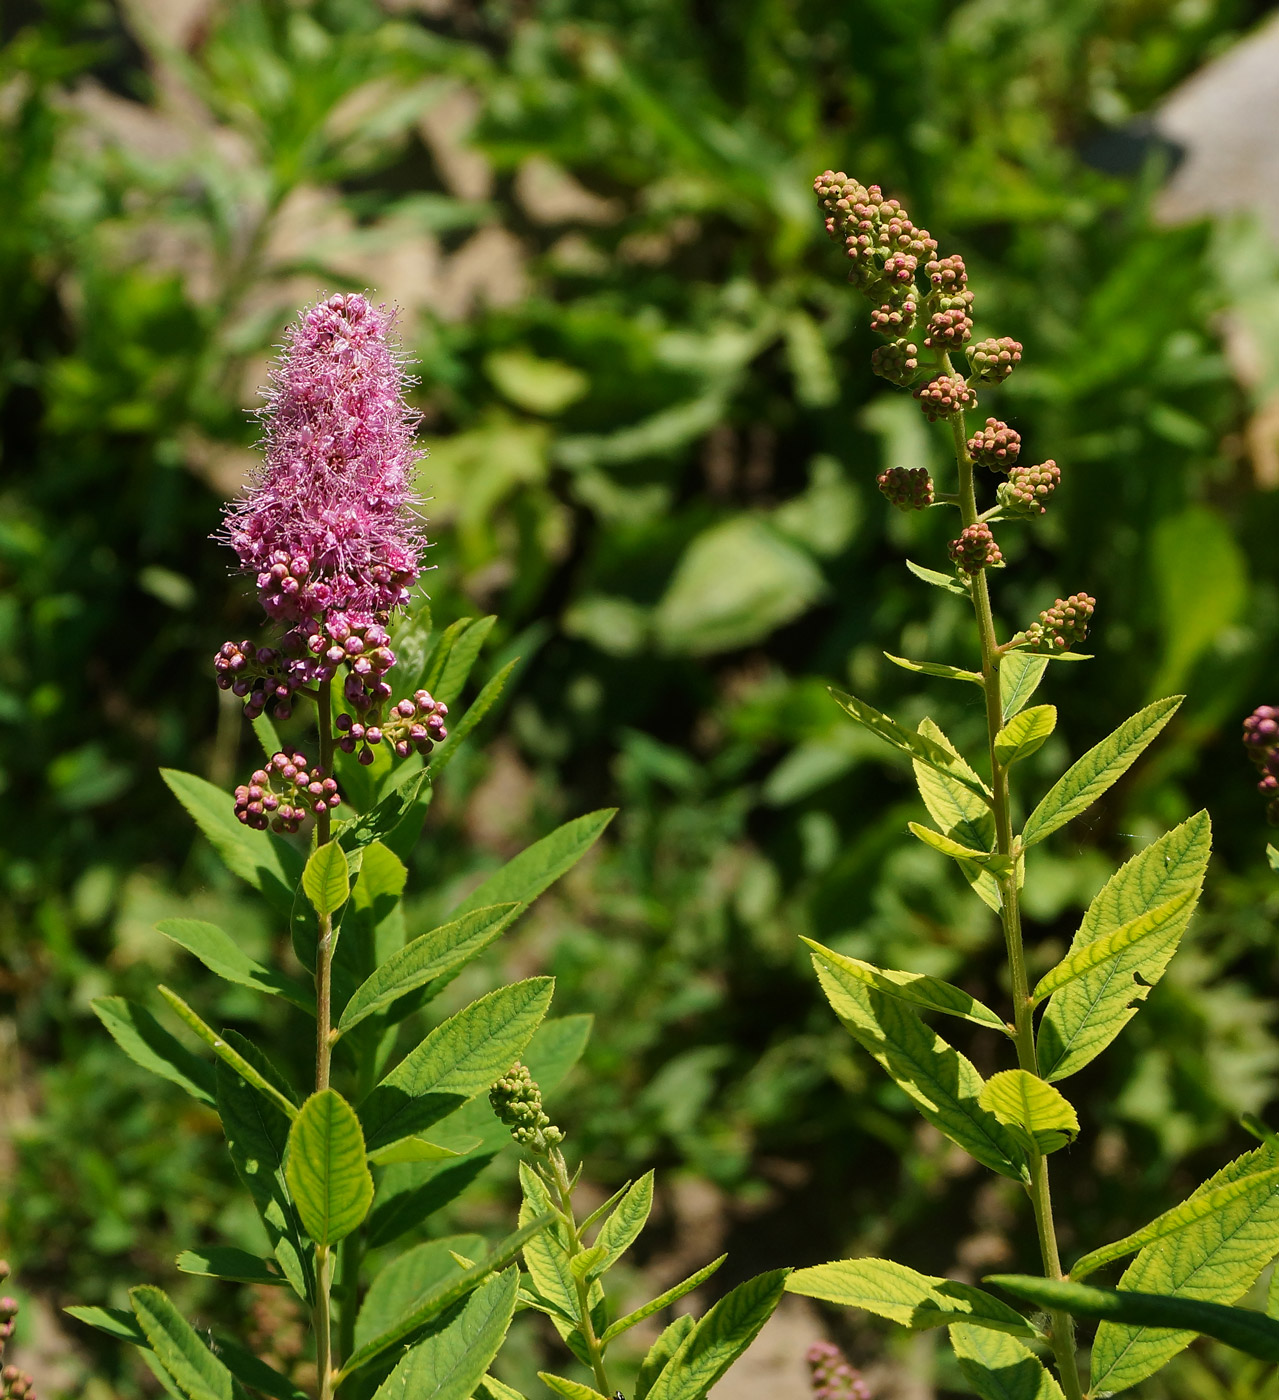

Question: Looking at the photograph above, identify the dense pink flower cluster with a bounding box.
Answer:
[1243,705,1279,823]
[807,1341,870,1400]
[220,293,424,637]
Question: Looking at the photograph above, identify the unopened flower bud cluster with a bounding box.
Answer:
[815,170,1093,631]
[806,1341,870,1400]
[0,1267,35,1400]
[234,752,341,833]
[1243,705,1279,825]
[336,689,447,766]
[489,1063,564,1155]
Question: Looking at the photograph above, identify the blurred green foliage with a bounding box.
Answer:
[4,0,1279,1395]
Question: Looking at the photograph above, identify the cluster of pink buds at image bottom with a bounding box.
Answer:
[0,1268,35,1400]
[234,752,341,833]
[337,690,448,765]
[807,1341,870,1400]
[1243,705,1279,824]
[877,466,934,510]
[949,522,1003,573]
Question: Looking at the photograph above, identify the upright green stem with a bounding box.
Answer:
[948,414,1085,1400]
[314,679,337,1400]
[547,1151,612,1396]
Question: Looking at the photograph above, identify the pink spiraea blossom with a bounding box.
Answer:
[220,292,425,639]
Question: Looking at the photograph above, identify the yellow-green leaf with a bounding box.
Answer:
[999,653,1049,723]
[302,842,350,917]
[830,688,991,800]
[948,1323,1065,1400]
[912,719,1001,912]
[908,822,1011,874]
[994,705,1056,767]
[978,1071,1079,1154]
[885,652,982,685]
[285,1090,373,1245]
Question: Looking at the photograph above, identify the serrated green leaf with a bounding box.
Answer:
[427,658,517,777]
[538,1376,607,1400]
[1030,888,1197,1005]
[810,955,1028,1181]
[302,843,350,917]
[158,987,297,1119]
[644,1269,789,1400]
[1089,1142,1279,1392]
[366,1135,478,1166]
[371,1268,517,1400]
[156,920,313,1012]
[175,1247,282,1286]
[360,978,553,1150]
[907,559,969,596]
[578,1182,632,1235]
[569,1244,609,1281]
[66,1304,146,1345]
[420,618,473,694]
[285,1089,373,1245]
[338,903,523,1035]
[635,1316,695,1400]
[435,615,498,706]
[341,1218,549,1379]
[215,1045,311,1302]
[519,1161,580,1321]
[1070,1166,1279,1280]
[1038,812,1211,1081]
[339,768,434,857]
[994,705,1056,767]
[450,811,616,920]
[948,1324,1065,1400]
[130,1286,233,1400]
[207,1338,307,1400]
[356,1235,485,1351]
[803,939,1007,1034]
[987,1275,1279,1363]
[92,997,217,1107]
[830,688,991,800]
[476,1377,527,1400]
[1021,698,1182,848]
[601,1256,727,1343]
[908,822,1011,873]
[913,720,1001,912]
[160,769,302,916]
[591,1169,654,1273]
[884,652,982,685]
[999,653,1049,723]
[978,1071,1078,1154]
[786,1258,1038,1337]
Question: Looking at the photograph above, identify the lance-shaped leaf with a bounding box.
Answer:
[994,705,1056,768]
[1000,653,1049,724]
[786,1258,1038,1337]
[636,1316,695,1400]
[359,978,553,1150]
[591,1170,654,1274]
[601,1256,727,1343]
[92,997,216,1107]
[1021,697,1182,848]
[215,1043,311,1301]
[130,1286,233,1400]
[176,1247,283,1286]
[434,614,497,705]
[156,920,313,1013]
[810,954,1028,1181]
[371,1268,517,1400]
[161,769,302,916]
[644,1269,789,1400]
[158,986,297,1119]
[356,1235,484,1352]
[978,1071,1079,1154]
[285,1090,373,1246]
[830,688,991,800]
[949,1324,1065,1400]
[913,719,1000,912]
[1030,888,1197,1005]
[987,1275,1279,1363]
[302,842,350,917]
[338,769,432,855]
[1090,1142,1279,1393]
[908,822,1011,874]
[450,811,616,920]
[338,903,523,1035]
[804,939,1008,1034]
[519,1161,582,1322]
[427,658,517,778]
[476,1378,527,1400]
[366,1136,478,1166]
[66,1304,147,1345]
[340,1216,550,1379]
[538,1377,606,1400]
[907,559,969,596]
[884,653,982,686]
[1038,812,1211,1080]
[1070,1165,1279,1280]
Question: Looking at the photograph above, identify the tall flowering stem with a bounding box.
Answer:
[216,293,441,1400]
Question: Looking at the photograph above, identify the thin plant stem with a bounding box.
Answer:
[948,410,1086,1400]
[314,677,337,1400]
[546,1151,612,1396]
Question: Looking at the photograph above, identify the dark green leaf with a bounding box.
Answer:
[92,997,216,1107]
[427,659,518,777]
[156,920,312,1012]
[635,1316,695,1400]
[356,1234,485,1351]
[130,1286,233,1400]
[830,688,990,800]
[175,1247,283,1286]
[948,1324,1064,1400]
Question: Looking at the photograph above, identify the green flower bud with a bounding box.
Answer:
[997,460,1059,516]
[1020,593,1095,652]
[489,1063,564,1154]
[871,339,921,387]
[968,336,1022,383]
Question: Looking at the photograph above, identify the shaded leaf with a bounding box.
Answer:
[450,812,616,920]
[993,706,1056,768]
[537,1376,606,1400]
[156,920,312,1012]
[175,1247,282,1286]
[831,689,991,800]
[427,659,518,778]
[356,1234,484,1351]
[948,1324,1065,1400]
[635,1316,695,1400]
[912,719,1000,912]
[130,1286,232,1400]
[908,822,1011,873]
[92,997,216,1107]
